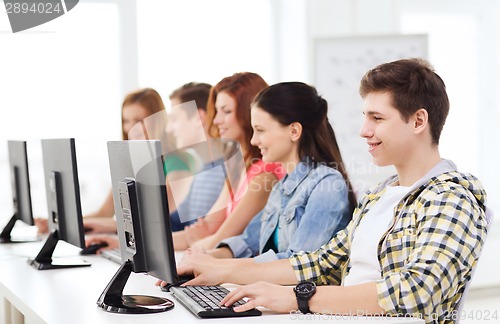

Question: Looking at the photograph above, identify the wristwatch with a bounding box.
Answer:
[294,281,316,314]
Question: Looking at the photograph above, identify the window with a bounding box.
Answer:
[136,0,274,101]
[0,3,121,216]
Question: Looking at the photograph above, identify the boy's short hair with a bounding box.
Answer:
[169,82,212,117]
[359,58,449,144]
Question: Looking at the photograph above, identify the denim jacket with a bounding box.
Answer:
[218,161,352,262]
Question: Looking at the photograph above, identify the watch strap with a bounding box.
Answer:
[296,296,311,314]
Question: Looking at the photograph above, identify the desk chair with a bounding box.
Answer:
[455,207,494,324]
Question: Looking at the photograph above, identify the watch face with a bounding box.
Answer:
[295,282,316,295]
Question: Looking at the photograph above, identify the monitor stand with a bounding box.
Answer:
[27,229,91,270]
[0,213,36,243]
[97,260,174,314]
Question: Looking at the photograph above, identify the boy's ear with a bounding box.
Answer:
[289,122,302,142]
[413,108,428,135]
[197,109,207,125]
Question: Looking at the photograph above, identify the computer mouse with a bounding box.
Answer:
[80,242,108,255]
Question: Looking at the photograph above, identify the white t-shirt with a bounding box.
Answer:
[343,184,412,287]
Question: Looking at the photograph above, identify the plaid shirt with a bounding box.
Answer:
[289,161,488,324]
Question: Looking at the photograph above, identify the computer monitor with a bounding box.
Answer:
[97,140,176,314]
[0,140,35,243]
[28,138,90,270]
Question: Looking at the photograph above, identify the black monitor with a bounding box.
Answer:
[28,138,90,270]
[97,140,176,314]
[0,140,35,243]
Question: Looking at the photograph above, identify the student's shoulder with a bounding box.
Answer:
[416,171,487,209]
[301,164,338,185]
[311,163,343,177]
[423,171,485,195]
[307,164,349,190]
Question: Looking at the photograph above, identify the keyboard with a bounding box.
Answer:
[170,285,262,318]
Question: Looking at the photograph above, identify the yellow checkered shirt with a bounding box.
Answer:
[289,171,488,324]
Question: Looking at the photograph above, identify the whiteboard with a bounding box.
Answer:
[314,34,427,196]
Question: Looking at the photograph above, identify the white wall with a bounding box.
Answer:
[305,0,499,194]
[1,0,498,287]
[303,0,500,288]
[0,1,127,220]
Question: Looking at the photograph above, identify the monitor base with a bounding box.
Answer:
[28,229,91,270]
[99,294,174,314]
[0,213,35,244]
[27,258,91,270]
[97,260,174,314]
[1,237,35,244]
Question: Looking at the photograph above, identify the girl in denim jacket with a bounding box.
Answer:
[186,82,357,262]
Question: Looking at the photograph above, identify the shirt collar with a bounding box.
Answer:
[282,161,313,195]
[383,159,458,192]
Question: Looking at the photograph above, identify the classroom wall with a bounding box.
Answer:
[303,0,500,209]
[1,0,498,286]
[302,0,500,288]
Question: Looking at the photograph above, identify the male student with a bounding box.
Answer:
[167,82,227,231]
[167,58,489,323]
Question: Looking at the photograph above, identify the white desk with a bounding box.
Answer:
[0,240,424,324]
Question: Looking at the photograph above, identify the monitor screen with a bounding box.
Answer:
[97,140,175,314]
[108,140,177,281]
[0,140,35,243]
[28,138,90,270]
[42,138,86,248]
